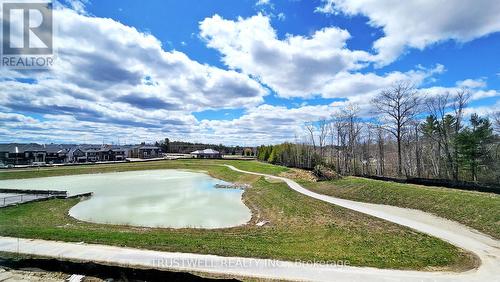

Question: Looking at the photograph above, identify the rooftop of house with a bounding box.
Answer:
[0,143,46,153]
[138,146,160,150]
[42,144,75,154]
[0,143,160,154]
[191,149,220,155]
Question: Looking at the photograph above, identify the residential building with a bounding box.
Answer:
[44,144,73,164]
[0,143,46,165]
[0,143,161,165]
[190,149,222,159]
[130,145,161,159]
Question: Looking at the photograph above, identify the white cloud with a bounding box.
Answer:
[200,13,372,98]
[456,78,487,89]
[0,112,38,124]
[0,7,269,143]
[256,0,271,6]
[61,0,89,14]
[0,112,172,144]
[321,64,445,99]
[200,104,336,144]
[1,5,498,146]
[318,0,500,65]
[420,85,499,102]
[0,102,338,145]
[469,90,499,100]
[464,100,500,117]
[199,13,447,103]
[51,8,267,110]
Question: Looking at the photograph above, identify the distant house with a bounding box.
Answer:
[0,143,161,165]
[139,146,161,159]
[190,149,222,159]
[69,145,137,162]
[0,143,46,165]
[111,146,128,161]
[83,146,100,162]
[44,144,72,164]
[127,145,160,159]
[68,147,87,163]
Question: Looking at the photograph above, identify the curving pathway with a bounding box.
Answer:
[224,165,500,281]
[0,165,498,281]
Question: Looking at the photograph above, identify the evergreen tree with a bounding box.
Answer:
[456,114,493,181]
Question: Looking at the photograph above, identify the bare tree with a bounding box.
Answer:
[332,113,347,174]
[328,118,336,166]
[425,92,453,179]
[413,121,422,177]
[340,105,362,174]
[451,89,471,181]
[376,125,386,175]
[362,123,374,175]
[318,119,329,159]
[305,123,316,150]
[373,82,421,176]
[424,89,470,181]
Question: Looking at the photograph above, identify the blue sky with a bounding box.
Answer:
[0,0,499,145]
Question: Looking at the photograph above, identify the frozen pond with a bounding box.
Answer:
[0,170,252,228]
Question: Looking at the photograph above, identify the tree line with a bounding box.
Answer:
[156,139,255,156]
[257,82,500,184]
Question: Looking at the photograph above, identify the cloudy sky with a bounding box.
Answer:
[1,0,499,145]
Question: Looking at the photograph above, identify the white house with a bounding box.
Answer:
[190,149,222,159]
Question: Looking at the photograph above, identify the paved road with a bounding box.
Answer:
[0,166,498,281]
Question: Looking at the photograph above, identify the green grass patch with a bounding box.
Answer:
[300,176,500,239]
[0,159,287,181]
[0,160,475,270]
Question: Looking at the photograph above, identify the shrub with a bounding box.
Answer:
[313,165,340,181]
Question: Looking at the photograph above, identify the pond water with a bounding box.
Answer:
[0,170,252,228]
